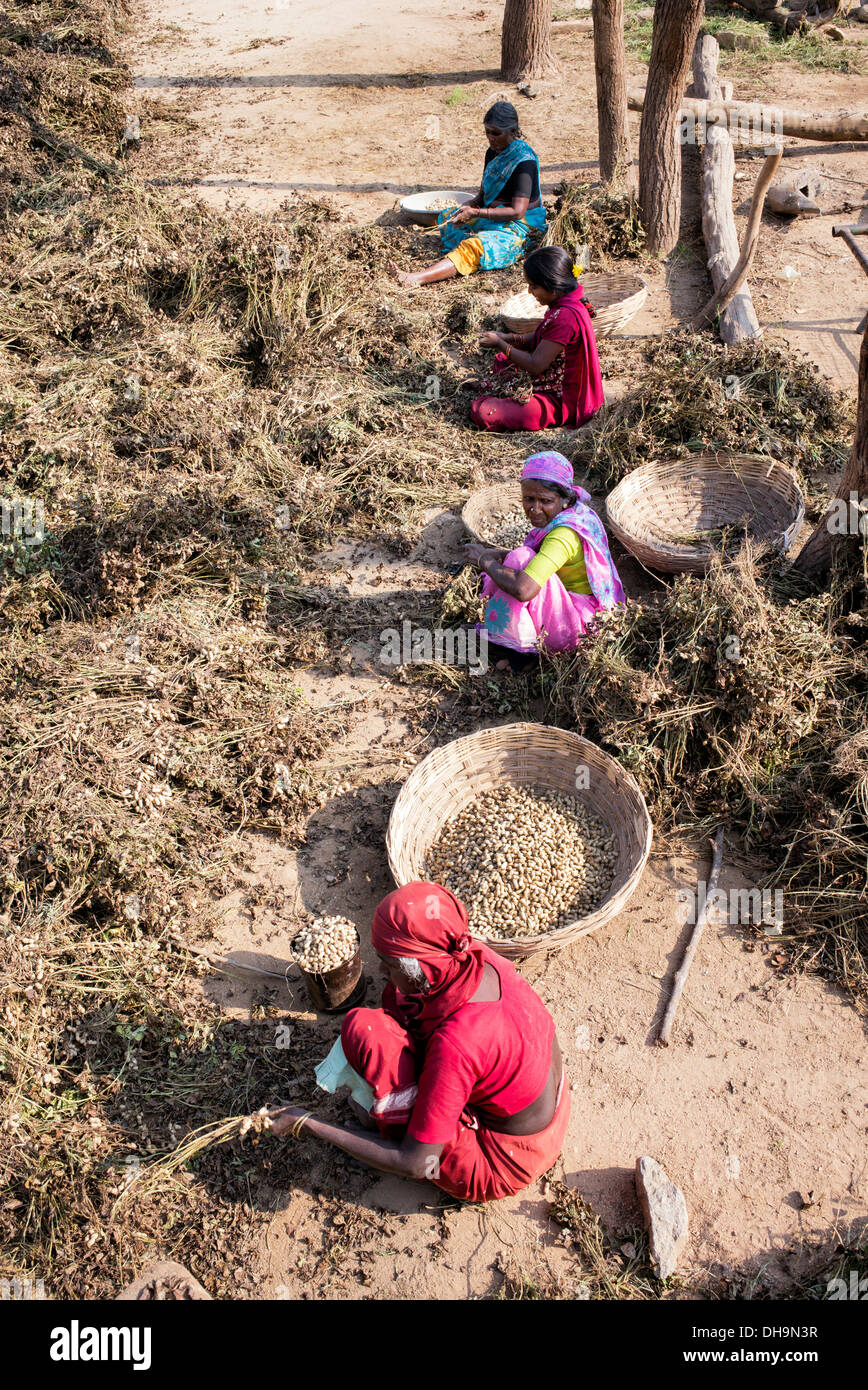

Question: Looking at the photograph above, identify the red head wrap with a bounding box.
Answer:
[372,882,487,1038]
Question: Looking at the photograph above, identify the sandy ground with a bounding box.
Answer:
[127,1,868,387]
[120,3,868,1298]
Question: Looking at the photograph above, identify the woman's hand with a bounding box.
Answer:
[264,1104,304,1138]
[479,330,507,349]
[451,205,481,224]
[466,543,502,567]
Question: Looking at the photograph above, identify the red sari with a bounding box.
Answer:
[471,285,605,433]
[341,883,570,1203]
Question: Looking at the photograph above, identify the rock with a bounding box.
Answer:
[824,24,845,40]
[122,114,140,145]
[635,5,655,18]
[718,29,765,50]
[635,1156,689,1281]
[856,7,868,23]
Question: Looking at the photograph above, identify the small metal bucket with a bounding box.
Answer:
[299,947,366,1013]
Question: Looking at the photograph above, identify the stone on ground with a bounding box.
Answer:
[635,1156,689,1281]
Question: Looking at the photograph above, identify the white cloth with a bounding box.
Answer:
[314,1036,375,1110]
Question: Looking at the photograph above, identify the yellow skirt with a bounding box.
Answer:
[445,235,484,276]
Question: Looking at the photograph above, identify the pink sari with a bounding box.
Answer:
[480,546,602,654]
[477,494,625,656]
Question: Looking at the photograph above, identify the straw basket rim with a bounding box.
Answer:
[500,271,648,336]
[605,451,805,575]
[461,483,604,546]
[385,723,653,959]
[461,482,524,546]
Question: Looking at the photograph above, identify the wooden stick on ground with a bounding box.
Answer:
[692,145,783,329]
[658,827,725,1047]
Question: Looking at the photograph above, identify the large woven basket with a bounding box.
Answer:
[386,724,653,960]
[461,483,524,546]
[605,452,805,575]
[501,272,647,336]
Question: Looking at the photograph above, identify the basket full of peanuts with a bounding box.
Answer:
[461,484,527,549]
[386,723,652,959]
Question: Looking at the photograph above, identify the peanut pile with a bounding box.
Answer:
[425,786,617,940]
[291,915,359,973]
[487,507,528,549]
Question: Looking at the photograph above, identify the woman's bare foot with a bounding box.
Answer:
[388,260,423,288]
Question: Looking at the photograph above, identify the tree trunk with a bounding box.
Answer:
[793,322,868,576]
[501,0,558,82]
[692,33,761,343]
[638,0,706,257]
[592,0,631,187]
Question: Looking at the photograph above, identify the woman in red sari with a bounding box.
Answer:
[471,245,604,433]
[269,883,570,1204]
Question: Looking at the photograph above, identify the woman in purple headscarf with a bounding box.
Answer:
[465,451,625,672]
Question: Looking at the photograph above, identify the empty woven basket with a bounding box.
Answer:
[605,453,805,575]
[386,723,652,960]
[500,272,647,336]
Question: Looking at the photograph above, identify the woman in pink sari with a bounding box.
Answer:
[465,451,625,672]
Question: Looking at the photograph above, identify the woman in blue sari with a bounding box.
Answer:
[390,102,546,288]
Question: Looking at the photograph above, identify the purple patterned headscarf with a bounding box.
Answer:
[521,452,586,496]
[520,452,626,610]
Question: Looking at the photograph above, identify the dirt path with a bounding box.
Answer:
[127,0,868,387]
[120,4,868,1298]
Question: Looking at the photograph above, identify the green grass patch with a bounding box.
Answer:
[626,8,867,76]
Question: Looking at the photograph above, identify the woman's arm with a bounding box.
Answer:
[466,543,508,565]
[504,336,564,379]
[478,329,536,351]
[479,554,541,603]
[473,528,582,603]
[454,194,530,225]
[479,194,531,222]
[268,1106,444,1182]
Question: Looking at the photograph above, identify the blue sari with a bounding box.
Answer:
[437,137,546,272]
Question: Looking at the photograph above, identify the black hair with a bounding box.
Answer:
[523,245,577,299]
[483,101,521,136]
